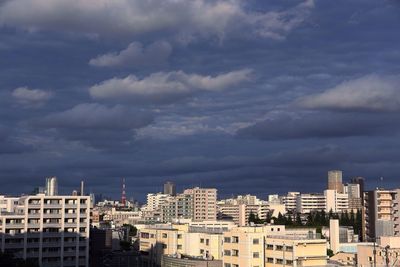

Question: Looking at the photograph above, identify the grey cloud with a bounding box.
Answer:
[0,0,314,40]
[37,103,153,130]
[296,74,400,112]
[12,87,53,107]
[89,69,253,104]
[34,103,153,150]
[236,112,399,140]
[0,125,34,154]
[89,41,172,67]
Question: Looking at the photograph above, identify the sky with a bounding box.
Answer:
[0,0,400,201]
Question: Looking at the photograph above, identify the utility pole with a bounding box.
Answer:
[373,239,377,267]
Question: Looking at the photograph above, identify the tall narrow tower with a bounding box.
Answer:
[121,178,126,207]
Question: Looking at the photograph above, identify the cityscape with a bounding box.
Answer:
[1,171,400,266]
[1,0,400,266]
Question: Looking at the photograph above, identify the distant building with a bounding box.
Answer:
[161,193,193,222]
[45,176,58,196]
[183,187,217,221]
[163,181,176,196]
[350,177,365,202]
[328,170,344,193]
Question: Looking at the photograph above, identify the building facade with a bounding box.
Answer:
[0,194,90,267]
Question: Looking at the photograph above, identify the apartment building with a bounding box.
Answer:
[393,189,400,237]
[223,226,265,267]
[161,193,193,222]
[296,194,326,214]
[222,226,327,267]
[357,236,400,267]
[282,192,300,213]
[217,203,268,226]
[145,193,171,211]
[363,189,399,241]
[0,194,90,267]
[324,189,349,213]
[183,187,217,221]
[265,235,327,267]
[139,223,223,266]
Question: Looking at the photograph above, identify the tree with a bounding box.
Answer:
[0,252,39,267]
[295,213,303,226]
[123,224,138,237]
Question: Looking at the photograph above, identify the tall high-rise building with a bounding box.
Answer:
[363,189,398,241]
[45,176,58,196]
[183,187,217,221]
[327,170,344,193]
[163,181,176,196]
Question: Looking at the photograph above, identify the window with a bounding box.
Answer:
[206,239,209,246]
[177,234,182,239]
[200,249,204,254]
[232,249,239,256]
[253,238,259,245]
[162,233,167,238]
[162,244,167,249]
[286,260,293,265]
[267,258,274,263]
[224,237,230,243]
[276,245,283,251]
[224,264,231,267]
[200,238,204,243]
[224,250,231,256]
[276,259,283,264]
[266,244,274,250]
[286,246,293,252]
[232,236,239,243]
[177,245,182,249]
[253,252,259,258]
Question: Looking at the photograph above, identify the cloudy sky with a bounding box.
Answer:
[0,0,399,201]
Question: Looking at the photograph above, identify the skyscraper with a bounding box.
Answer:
[327,170,343,193]
[45,176,58,196]
[163,181,176,196]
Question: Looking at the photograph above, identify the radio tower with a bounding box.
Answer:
[121,178,126,207]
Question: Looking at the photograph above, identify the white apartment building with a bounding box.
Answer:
[0,194,90,267]
[145,193,171,211]
[183,187,217,221]
[282,192,300,212]
[324,189,349,213]
[296,193,326,214]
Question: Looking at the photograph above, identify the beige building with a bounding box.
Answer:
[265,235,327,267]
[139,223,224,265]
[357,236,400,267]
[328,170,344,193]
[223,226,265,267]
[183,187,217,221]
[162,255,222,267]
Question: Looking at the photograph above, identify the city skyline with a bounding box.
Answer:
[1,0,400,200]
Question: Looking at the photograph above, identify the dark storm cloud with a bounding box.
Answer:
[0,125,34,154]
[236,112,400,140]
[1,0,400,199]
[33,103,154,150]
